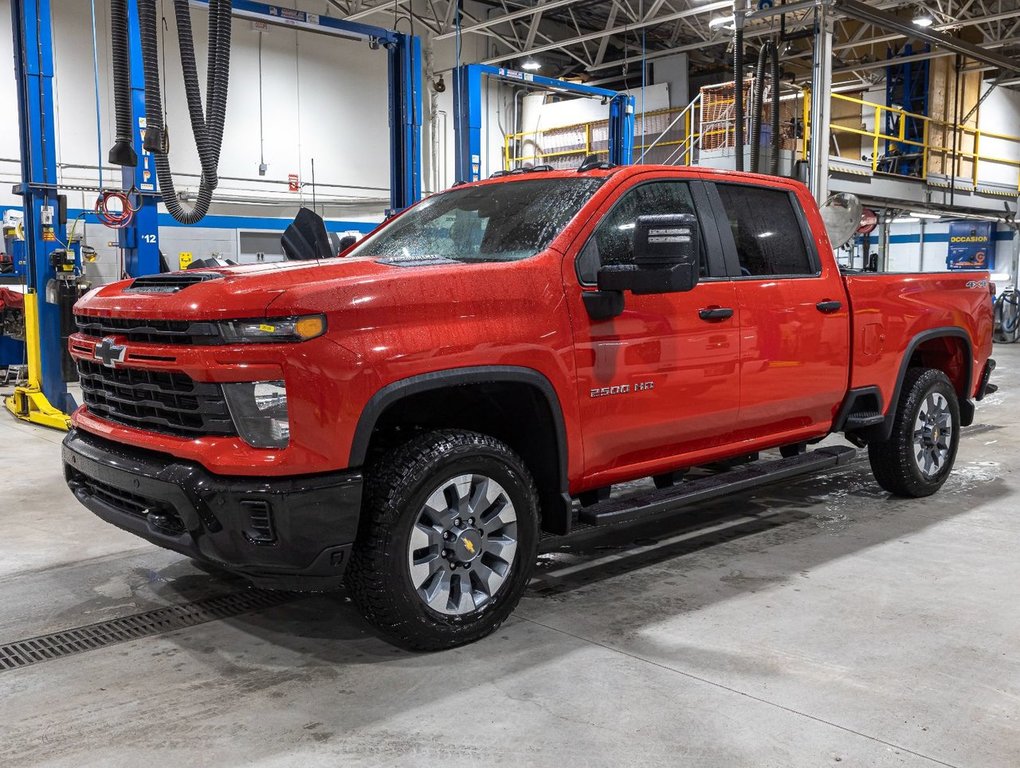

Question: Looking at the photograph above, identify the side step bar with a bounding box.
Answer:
[578,445,858,527]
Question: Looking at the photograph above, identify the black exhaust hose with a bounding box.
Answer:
[108,0,137,167]
[138,0,231,224]
[770,41,780,176]
[734,27,744,172]
[749,44,768,174]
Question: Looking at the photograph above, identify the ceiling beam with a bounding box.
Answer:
[833,0,1020,74]
[480,0,732,64]
[433,0,582,41]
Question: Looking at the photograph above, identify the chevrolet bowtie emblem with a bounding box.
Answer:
[463,538,476,555]
[94,337,127,369]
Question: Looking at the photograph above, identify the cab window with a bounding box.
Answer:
[714,184,815,277]
[577,181,707,284]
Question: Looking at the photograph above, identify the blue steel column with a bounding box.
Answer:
[453,64,483,182]
[388,32,423,212]
[608,94,636,166]
[11,0,68,410]
[120,0,160,276]
[454,64,632,175]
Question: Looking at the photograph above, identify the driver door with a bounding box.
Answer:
[563,176,741,487]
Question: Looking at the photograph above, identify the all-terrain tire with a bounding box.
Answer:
[346,429,540,651]
[868,368,960,498]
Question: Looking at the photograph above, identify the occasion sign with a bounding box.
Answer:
[947,221,994,270]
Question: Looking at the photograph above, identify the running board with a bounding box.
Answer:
[578,445,858,527]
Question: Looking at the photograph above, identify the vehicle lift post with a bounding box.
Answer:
[5,0,71,430]
[121,0,161,278]
[452,63,635,182]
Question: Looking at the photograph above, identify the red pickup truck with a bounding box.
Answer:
[63,166,995,650]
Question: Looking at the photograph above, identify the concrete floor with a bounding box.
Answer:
[1,349,1018,768]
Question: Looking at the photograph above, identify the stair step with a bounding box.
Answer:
[578,445,858,527]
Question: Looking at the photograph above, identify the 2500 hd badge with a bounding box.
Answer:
[591,381,655,398]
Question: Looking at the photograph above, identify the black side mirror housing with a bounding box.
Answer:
[585,214,700,320]
[281,207,334,261]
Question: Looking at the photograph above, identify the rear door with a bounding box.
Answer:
[705,180,850,442]
[563,174,741,486]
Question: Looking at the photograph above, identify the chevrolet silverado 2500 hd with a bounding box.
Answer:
[62,166,995,649]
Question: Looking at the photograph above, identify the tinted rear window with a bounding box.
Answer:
[715,184,814,276]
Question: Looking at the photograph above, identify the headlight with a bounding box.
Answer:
[219,314,326,343]
[223,380,290,448]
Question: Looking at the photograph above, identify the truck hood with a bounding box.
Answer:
[75,258,394,320]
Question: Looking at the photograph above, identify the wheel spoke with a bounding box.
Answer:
[422,570,453,612]
[422,486,452,526]
[484,533,517,564]
[469,475,501,518]
[473,560,502,596]
[453,574,474,614]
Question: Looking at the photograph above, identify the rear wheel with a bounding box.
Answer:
[346,430,539,650]
[868,368,960,497]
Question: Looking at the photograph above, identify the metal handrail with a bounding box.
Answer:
[502,87,1020,189]
[815,90,1020,190]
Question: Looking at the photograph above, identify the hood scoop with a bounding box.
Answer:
[124,272,224,294]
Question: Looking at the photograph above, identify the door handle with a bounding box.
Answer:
[698,307,734,321]
[816,300,842,314]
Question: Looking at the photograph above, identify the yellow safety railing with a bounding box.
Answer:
[813,90,1020,191]
[503,101,706,170]
[503,89,1020,192]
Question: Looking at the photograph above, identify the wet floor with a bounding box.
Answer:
[1,348,1018,767]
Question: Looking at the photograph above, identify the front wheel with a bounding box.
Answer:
[346,430,540,651]
[868,368,960,497]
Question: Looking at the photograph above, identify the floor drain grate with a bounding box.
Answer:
[0,589,294,672]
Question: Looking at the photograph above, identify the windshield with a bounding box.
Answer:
[350,177,605,264]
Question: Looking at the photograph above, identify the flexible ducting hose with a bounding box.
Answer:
[749,44,768,174]
[734,27,744,172]
[769,42,780,176]
[108,0,137,167]
[138,0,232,224]
[748,41,783,176]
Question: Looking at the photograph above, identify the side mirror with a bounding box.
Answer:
[281,207,333,261]
[585,214,700,321]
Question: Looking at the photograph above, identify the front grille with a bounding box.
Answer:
[66,468,186,535]
[71,470,152,518]
[75,314,221,345]
[77,359,236,437]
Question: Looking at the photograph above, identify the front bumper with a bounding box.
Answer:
[63,429,362,590]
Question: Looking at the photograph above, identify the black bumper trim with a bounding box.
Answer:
[63,429,362,590]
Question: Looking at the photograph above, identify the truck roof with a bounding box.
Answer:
[459,163,807,192]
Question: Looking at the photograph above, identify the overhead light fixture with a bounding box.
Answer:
[910,211,941,219]
[912,11,934,27]
[709,14,735,29]
[521,59,541,71]
[892,216,921,224]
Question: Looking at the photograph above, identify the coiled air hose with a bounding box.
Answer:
[137,0,232,224]
[995,287,1020,343]
[107,0,137,167]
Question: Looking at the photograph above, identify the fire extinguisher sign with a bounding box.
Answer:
[288,174,299,192]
